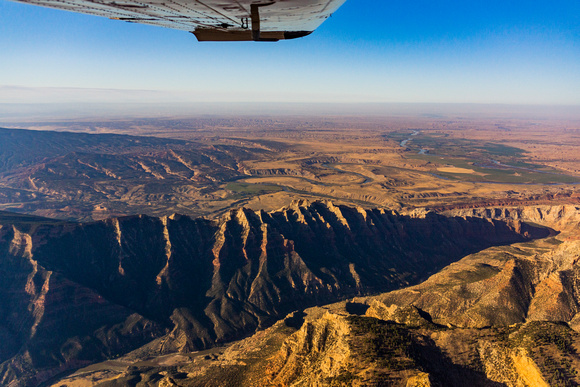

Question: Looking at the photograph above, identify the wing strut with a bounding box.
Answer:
[250,2,275,41]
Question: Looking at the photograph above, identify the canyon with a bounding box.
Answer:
[0,201,552,386]
[47,204,580,387]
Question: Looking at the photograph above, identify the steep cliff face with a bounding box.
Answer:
[38,203,580,387]
[0,201,545,385]
[30,201,541,347]
[0,226,164,387]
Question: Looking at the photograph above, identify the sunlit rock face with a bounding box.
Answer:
[0,201,546,385]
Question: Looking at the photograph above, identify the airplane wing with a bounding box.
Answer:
[9,0,348,41]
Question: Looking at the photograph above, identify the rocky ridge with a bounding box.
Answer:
[442,205,580,237]
[64,205,580,387]
[0,200,545,386]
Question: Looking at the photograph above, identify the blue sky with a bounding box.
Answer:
[0,0,578,104]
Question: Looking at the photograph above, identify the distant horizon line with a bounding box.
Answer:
[1,101,580,108]
[1,95,579,122]
[1,85,579,107]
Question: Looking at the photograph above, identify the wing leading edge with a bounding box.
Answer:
[10,0,347,41]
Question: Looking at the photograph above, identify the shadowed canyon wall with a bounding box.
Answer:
[0,201,548,385]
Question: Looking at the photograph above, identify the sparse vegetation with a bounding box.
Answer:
[450,263,501,284]
[512,322,576,355]
[348,316,418,370]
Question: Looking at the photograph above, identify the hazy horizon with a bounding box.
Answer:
[1,99,580,125]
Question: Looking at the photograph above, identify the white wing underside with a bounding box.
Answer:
[10,0,347,41]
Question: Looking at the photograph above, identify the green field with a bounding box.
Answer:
[391,131,580,184]
[412,154,580,184]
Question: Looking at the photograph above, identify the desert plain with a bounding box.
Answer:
[1,107,579,222]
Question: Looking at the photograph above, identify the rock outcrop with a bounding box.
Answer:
[85,306,580,387]
[347,205,580,330]
[363,232,580,330]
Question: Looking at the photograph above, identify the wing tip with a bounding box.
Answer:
[283,31,313,40]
